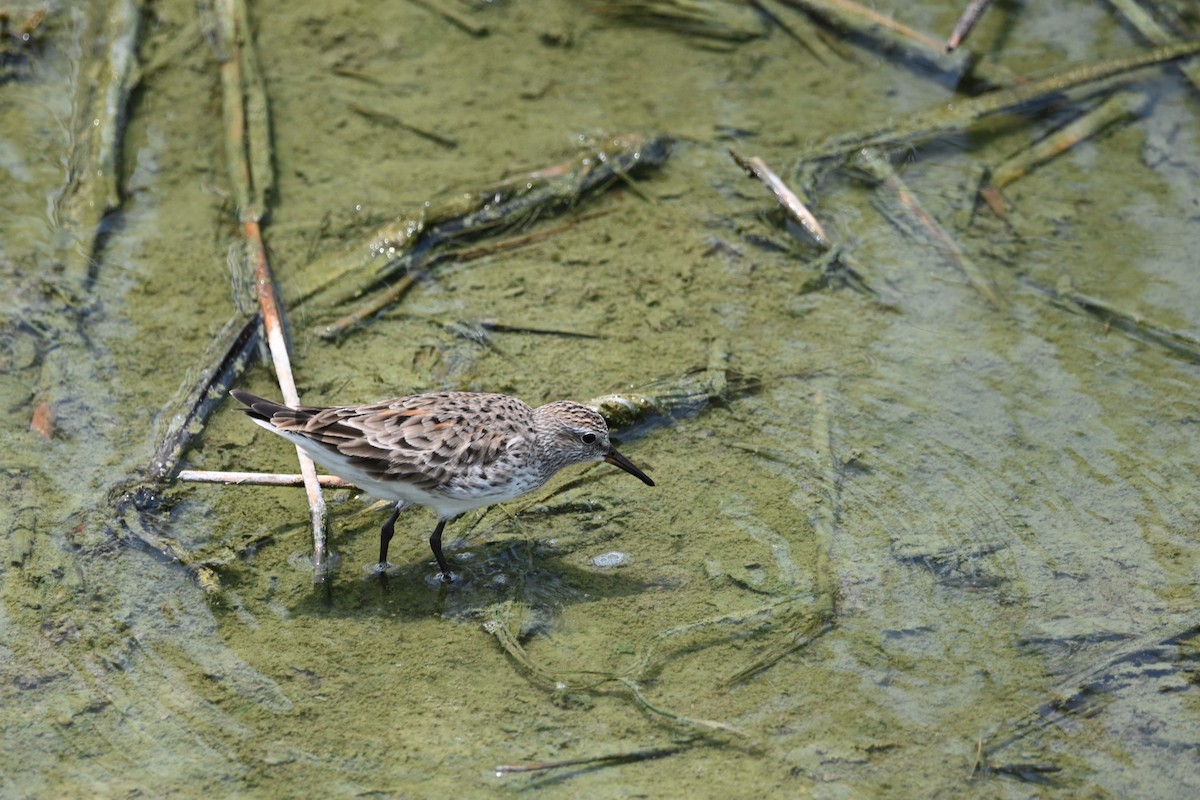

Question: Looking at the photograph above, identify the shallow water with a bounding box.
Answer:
[3,0,1200,797]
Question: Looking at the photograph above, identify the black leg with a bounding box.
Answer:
[379,505,401,567]
[429,518,452,581]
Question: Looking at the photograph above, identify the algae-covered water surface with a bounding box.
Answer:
[3,1,1200,797]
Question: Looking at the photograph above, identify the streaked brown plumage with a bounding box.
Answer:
[231,390,653,580]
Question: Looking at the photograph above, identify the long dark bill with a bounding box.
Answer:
[605,447,654,486]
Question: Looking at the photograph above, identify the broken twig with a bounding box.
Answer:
[856,147,1002,308]
[177,470,353,487]
[147,313,261,482]
[496,745,688,775]
[728,149,882,297]
[946,0,996,51]
[988,90,1148,189]
[730,149,830,247]
[406,0,489,37]
[801,40,1200,163]
[210,0,330,584]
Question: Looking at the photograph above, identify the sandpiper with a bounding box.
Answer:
[230,389,654,580]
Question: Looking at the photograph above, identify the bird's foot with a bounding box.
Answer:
[425,566,461,588]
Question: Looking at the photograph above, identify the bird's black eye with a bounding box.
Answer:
[581,433,597,444]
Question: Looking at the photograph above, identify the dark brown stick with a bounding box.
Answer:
[496,746,688,774]
[147,313,261,482]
